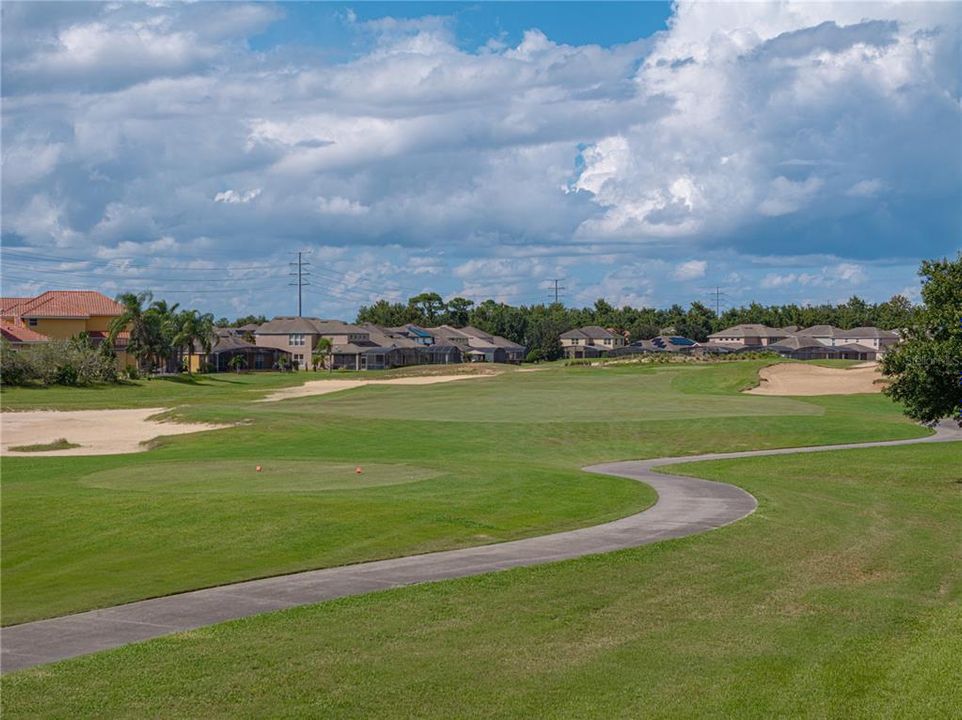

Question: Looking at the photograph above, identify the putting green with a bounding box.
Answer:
[79,460,442,494]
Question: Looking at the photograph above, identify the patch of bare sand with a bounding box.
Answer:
[745,363,886,396]
[257,372,498,403]
[1,408,229,457]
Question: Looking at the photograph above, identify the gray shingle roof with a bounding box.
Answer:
[560,325,618,340]
[708,324,788,339]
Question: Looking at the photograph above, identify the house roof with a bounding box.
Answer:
[796,325,899,340]
[708,324,788,339]
[560,325,618,340]
[0,297,30,315]
[765,335,832,351]
[255,316,322,335]
[15,291,124,319]
[0,320,49,343]
[835,342,879,353]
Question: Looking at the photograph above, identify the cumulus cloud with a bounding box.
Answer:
[0,1,958,316]
[214,189,262,204]
[672,260,707,281]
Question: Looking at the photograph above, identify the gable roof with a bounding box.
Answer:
[255,316,322,335]
[0,297,30,315]
[795,325,899,340]
[560,325,618,340]
[13,291,124,319]
[708,324,788,339]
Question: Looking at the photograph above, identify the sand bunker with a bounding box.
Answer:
[1,408,229,457]
[745,363,886,396]
[258,372,496,403]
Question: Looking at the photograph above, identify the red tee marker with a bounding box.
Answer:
[255,465,262,472]
[355,466,363,475]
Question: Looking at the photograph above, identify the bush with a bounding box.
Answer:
[525,349,543,363]
[0,338,122,387]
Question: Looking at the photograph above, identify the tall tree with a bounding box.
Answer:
[173,310,215,374]
[443,297,474,326]
[407,292,446,326]
[109,291,160,373]
[881,255,962,425]
[313,337,333,372]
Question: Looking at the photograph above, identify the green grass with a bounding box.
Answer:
[0,361,930,626]
[7,438,80,452]
[4,442,959,718]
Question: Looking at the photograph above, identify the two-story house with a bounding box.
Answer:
[0,291,134,368]
[559,326,625,359]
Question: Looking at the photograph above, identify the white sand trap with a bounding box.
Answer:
[258,372,496,403]
[746,363,886,396]
[1,408,229,457]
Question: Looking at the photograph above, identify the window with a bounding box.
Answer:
[293,353,304,369]
[27,318,38,327]
[289,333,305,346]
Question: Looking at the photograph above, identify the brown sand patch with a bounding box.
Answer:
[257,372,497,403]
[745,363,886,396]
[1,408,229,457]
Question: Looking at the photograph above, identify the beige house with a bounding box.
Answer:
[795,325,899,352]
[254,317,372,370]
[559,326,625,359]
[706,324,792,348]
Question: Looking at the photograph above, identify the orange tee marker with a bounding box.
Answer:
[255,465,262,472]
[355,466,363,474]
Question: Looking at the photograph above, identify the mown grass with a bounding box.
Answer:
[0,361,928,626]
[3,442,959,718]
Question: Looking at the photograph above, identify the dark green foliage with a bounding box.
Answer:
[882,254,962,425]
[0,339,119,387]
[358,291,919,356]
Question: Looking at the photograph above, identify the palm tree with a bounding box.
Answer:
[227,354,247,374]
[148,299,180,372]
[313,337,333,372]
[109,291,158,373]
[173,310,216,374]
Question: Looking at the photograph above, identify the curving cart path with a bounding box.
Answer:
[2,422,959,674]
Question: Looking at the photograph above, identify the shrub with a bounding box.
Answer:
[0,338,123,387]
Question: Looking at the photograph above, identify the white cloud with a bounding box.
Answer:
[214,188,261,204]
[672,259,707,281]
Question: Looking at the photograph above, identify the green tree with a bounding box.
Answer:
[109,291,161,373]
[227,354,247,374]
[407,292,446,326]
[173,310,215,375]
[313,337,333,372]
[443,297,474,327]
[881,254,962,425]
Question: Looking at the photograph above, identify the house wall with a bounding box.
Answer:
[255,334,318,370]
[27,318,87,338]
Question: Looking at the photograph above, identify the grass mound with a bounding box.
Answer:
[8,438,80,452]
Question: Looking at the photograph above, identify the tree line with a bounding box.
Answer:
[356,292,918,362]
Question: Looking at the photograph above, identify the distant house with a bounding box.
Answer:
[203,334,292,372]
[0,290,134,369]
[608,335,702,356]
[706,324,791,348]
[458,325,525,364]
[795,325,899,352]
[559,326,626,359]
[254,317,373,370]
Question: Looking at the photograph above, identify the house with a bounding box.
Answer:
[706,324,791,348]
[0,291,134,368]
[389,325,463,364]
[559,326,626,359]
[457,325,525,364]
[609,335,702,356]
[764,335,842,360]
[795,325,899,353]
[203,334,292,372]
[254,317,373,370]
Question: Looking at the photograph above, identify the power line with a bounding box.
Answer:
[709,286,728,316]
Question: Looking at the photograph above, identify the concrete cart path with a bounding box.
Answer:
[3,422,959,674]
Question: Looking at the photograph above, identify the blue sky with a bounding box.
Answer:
[2,1,960,319]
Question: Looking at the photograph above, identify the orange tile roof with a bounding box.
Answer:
[0,320,49,343]
[18,291,124,319]
[0,297,30,315]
